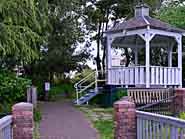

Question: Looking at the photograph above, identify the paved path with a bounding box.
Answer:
[39,100,99,139]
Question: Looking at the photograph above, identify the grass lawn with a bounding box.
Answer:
[78,106,114,139]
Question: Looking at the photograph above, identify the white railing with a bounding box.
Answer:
[108,66,146,85]
[0,115,12,139]
[150,66,180,86]
[108,66,180,86]
[136,111,185,139]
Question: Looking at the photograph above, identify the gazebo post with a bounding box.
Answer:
[168,45,173,67]
[176,35,182,87]
[145,32,151,88]
[134,48,138,65]
[106,35,113,84]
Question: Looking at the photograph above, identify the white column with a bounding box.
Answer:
[107,36,113,69]
[145,33,150,88]
[168,45,173,67]
[177,35,182,87]
[106,36,113,84]
[134,48,138,65]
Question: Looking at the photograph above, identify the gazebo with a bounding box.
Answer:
[105,4,185,88]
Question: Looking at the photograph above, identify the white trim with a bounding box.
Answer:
[108,29,148,39]
[145,32,150,88]
[176,35,182,87]
[107,35,114,69]
[134,48,138,65]
[149,29,181,38]
[112,43,171,48]
[167,44,173,67]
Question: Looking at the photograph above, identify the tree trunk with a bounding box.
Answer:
[96,22,102,72]
[102,9,110,71]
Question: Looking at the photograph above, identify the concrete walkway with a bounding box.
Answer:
[39,100,99,139]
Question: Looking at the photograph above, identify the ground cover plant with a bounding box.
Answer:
[78,106,114,139]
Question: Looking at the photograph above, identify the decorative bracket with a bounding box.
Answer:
[138,32,156,42]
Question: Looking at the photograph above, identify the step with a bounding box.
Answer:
[74,92,99,105]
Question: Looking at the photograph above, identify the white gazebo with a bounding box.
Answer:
[105,4,185,88]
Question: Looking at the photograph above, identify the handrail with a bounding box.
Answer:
[74,70,107,104]
[78,81,96,94]
[136,110,185,128]
[0,115,12,129]
[74,71,95,88]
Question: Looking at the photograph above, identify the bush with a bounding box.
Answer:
[0,70,31,113]
[48,83,75,101]
[34,109,42,122]
[179,112,185,120]
[113,88,127,101]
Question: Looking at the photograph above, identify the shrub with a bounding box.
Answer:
[0,70,31,113]
[114,88,127,101]
[179,112,185,120]
[48,83,75,101]
[34,109,42,122]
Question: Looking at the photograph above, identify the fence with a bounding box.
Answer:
[0,115,12,139]
[128,88,174,106]
[114,89,185,139]
[137,96,176,116]
[136,110,185,139]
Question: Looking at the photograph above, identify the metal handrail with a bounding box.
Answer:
[74,71,95,88]
[78,81,96,94]
[74,70,107,104]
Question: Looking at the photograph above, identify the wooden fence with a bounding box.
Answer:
[128,88,174,106]
[0,115,12,139]
[137,96,176,116]
[136,111,185,139]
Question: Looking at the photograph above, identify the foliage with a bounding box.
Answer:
[72,68,94,84]
[0,70,31,113]
[94,120,114,139]
[114,89,127,101]
[0,0,50,68]
[46,0,90,74]
[179,112,185,120]
[34,109,42,122]
[25,0,90,83]
[34,108,42,139]
[157,5,185,29]
[48,83,75,101]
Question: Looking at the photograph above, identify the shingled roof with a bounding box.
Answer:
[107,4,185,34]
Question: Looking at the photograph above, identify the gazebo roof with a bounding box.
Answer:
[107,4,185,34]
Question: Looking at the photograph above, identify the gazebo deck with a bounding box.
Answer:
[108,66,180,87]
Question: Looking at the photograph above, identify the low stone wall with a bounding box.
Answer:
[114,97,136,139]
[12,102,34,139]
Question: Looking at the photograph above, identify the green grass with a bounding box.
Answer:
[78,106,114,139]
[33,107,42,139]
[94,120,114,139]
